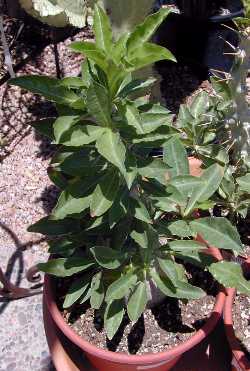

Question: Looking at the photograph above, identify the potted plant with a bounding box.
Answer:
[9,6,248,370]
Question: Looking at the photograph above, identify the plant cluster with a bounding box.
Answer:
[10,6,250,340]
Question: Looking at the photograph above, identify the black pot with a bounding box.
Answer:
[155,0,245,22]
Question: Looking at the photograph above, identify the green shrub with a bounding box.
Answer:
[10,6,250,339]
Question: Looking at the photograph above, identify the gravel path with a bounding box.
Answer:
[0,22,87,371]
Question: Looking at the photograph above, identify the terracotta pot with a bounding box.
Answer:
[224,258,250,371]
[43,156,227,370]
[44,254,225,371]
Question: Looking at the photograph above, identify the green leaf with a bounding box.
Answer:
[90,271,105,309]
[168,220,194,237]
[150,268,205,299]
[60,77,86,88]
[158,257,179,286]
[127,43,176,71]
[140,104,172,134]
[38,257,94,277]
[106,273,137,302]
[87,81,111,127]
[104,299,124,340]
[93,5,113,53]
[131,222,158,250]
[48,168,68,190]
[48,238,80,257]
[196,164,224,201]
[28,216,80,236]
[190,217,243,253]
[209,261,250,295]
[127,282,147,322]
[174,250,215,268]
[190,91,209,119]
[70,42,108,71]
[236,174,250,193]
[57,124,105,146]
[63,274,91,308]
[60,151,105,177]
[131,198,152,224]
[138,158,169,185]
[118,78,156,99]
[108,187,129,227]
[52,191,91,220]
[124,103,144,135]
[127,8,171,54]
[185,164,224,216]
[163,137,189,177]
[96,129,126,175]
[9,76,78,104]
[90,246,126,269]
[30,118,55,139]
[90,169,120,217]
[53,116,80,143]
[169,240,206,252]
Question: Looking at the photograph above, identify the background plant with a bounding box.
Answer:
[10,6,250,340]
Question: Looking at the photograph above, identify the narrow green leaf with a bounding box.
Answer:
[106,273,137,302]
[127,8,171,53]
[70,42,108,71]
[158,257,179,285]
[58,125,105,146]
[94,5,113,53]
[190,217,243,253]
[87,81,111,127]
[52,191,91,220]
[53,116,80,143]
[63,274,91,308]
[140,104,172,134]
[28,217,80,236]
[104,299,124,340]
[90,169,120,217]
[190,91,209,119]
[209,261,250,295]
[131,198,152,224]
[118,78,156,99]
[169,240,206,252]
[30,118,55,139]
[127,282,147,322]
[124,103,144,135]
[163,137,189,177]
[9,75,79,104]
[127,43,176,71]
[185,164,224,216]
[168,220,194,237]
[90,246,125,269]
[38,257,94,277]
[236,174,250,193]
[174,250,215,268]
[90,271,105,309]
[96,129,126,174]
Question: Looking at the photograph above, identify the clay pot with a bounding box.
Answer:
[43,156,226,370]
[44,271,225,371]
[224,258,250,371]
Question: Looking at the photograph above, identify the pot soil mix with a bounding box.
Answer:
[55,266,218,355]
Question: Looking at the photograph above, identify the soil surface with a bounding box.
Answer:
[233,294,250,361]
[61,270,218,355]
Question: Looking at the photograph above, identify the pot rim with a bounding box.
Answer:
[44,248,226,365]
[224,257,250,371]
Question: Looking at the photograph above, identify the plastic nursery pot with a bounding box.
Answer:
[224,258,250,371]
